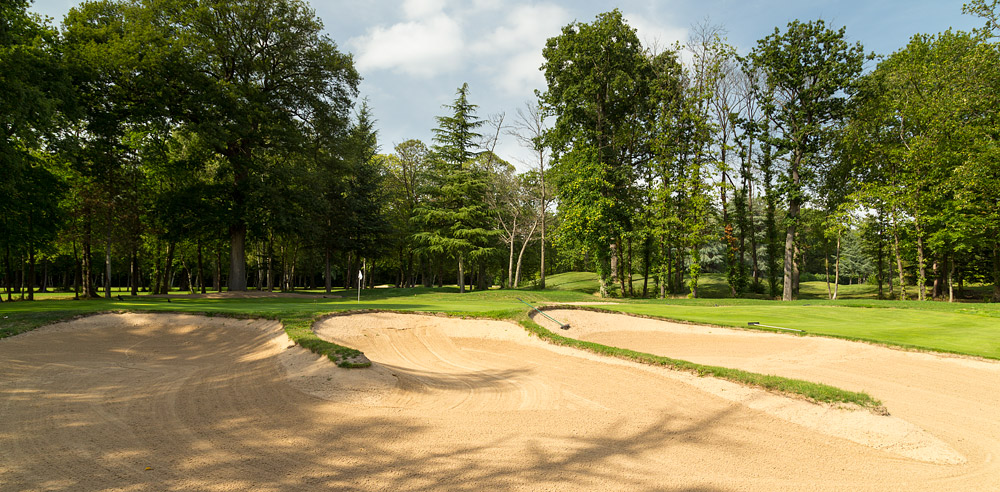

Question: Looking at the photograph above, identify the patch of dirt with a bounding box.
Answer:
[2,312,998,491]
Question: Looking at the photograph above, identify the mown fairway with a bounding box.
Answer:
[3,272,998,360]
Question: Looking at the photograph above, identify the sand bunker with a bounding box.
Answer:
[2,312,999,490]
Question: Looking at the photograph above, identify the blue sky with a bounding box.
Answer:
[29,0,981,168]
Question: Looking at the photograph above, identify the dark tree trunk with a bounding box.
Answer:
[153,246,163,296]
[932,259,941,300]
[626,237,634,297]
[642,234,651,298]
[325,247,332,293]
[892,224,907,301]
[4,243,11,301]
[916,221,926,301]
[539,202,546,290]
[215,244,223,292]
[993,243,1000,302]
[27,247,35,301]
[782,151,802,301]
[130,247,139,296]
[83,219,96,298]
[105,219,112,299]
[39,260,48,293]
[266,234,274,292]
[229,223,248,291]
[197,240,206,294]
[161,242,175,295]
[793,241,801,296]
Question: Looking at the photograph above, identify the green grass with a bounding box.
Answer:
[599,302,1000,360]
[3,276,997,411]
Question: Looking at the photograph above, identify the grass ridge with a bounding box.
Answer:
[524,307,887,414]
[570,304,1000,362]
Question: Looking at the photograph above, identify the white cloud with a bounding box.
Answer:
[471,4,570,96]
[351,13,464,78]
[402,0,447,19]
[623,12,688,53]
[471,4,568,55]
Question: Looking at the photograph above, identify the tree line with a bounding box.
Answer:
[537,4,999,302]
[2,0,998,302]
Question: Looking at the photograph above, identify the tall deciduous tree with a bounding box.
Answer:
[539,9,652,297]
[167,0,358,291]
[749,20,866,300]
[1,0,72,301]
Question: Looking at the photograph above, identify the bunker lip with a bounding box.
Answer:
[533,309,1000,466]
[2,312,995,491]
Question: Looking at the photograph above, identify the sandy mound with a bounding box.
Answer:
[534,309,1000,465]
[2,312,998,490]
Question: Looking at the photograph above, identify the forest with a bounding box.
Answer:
[2,0,999,302]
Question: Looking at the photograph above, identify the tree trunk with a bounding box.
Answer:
[19,254,25,299]
[105,218,112,299]
[215,245,223,292]
[782,150,802,301]
[609,242,619,292]
[825,253,831,300]
[688,246,700,298]
[891,223,907,301]
[514,218,538,288]
[266,234,274,292]
[73,242,81,300]
[27,247,35,301]
[152,245,163,296]
[993,243,1000,302]
[782,207,798,301]
[83,220,95,298]
[833,234,841,300]
[876,237,885,299]
[197,240,206,294]
[325,247,332,293]
[627,237,634,297]
[287,260,294,292]
[457,253,465,294]
[915,222,926,301]
[130,247,139,296]
[229,223,248,291]
[3,243,11,301]
[161,242,175,295]
[658,237,667,299]
[931,258,941,299]
[948,255,955,303]
[39,260,48,293]
[407,252,414,288]
[508,216,516,288]
[793,241,801,297]
[539,202,546,289]
[642,235,651,298]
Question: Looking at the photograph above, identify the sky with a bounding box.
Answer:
[29,0,983,169]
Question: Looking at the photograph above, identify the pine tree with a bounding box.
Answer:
[413,84,498,293]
